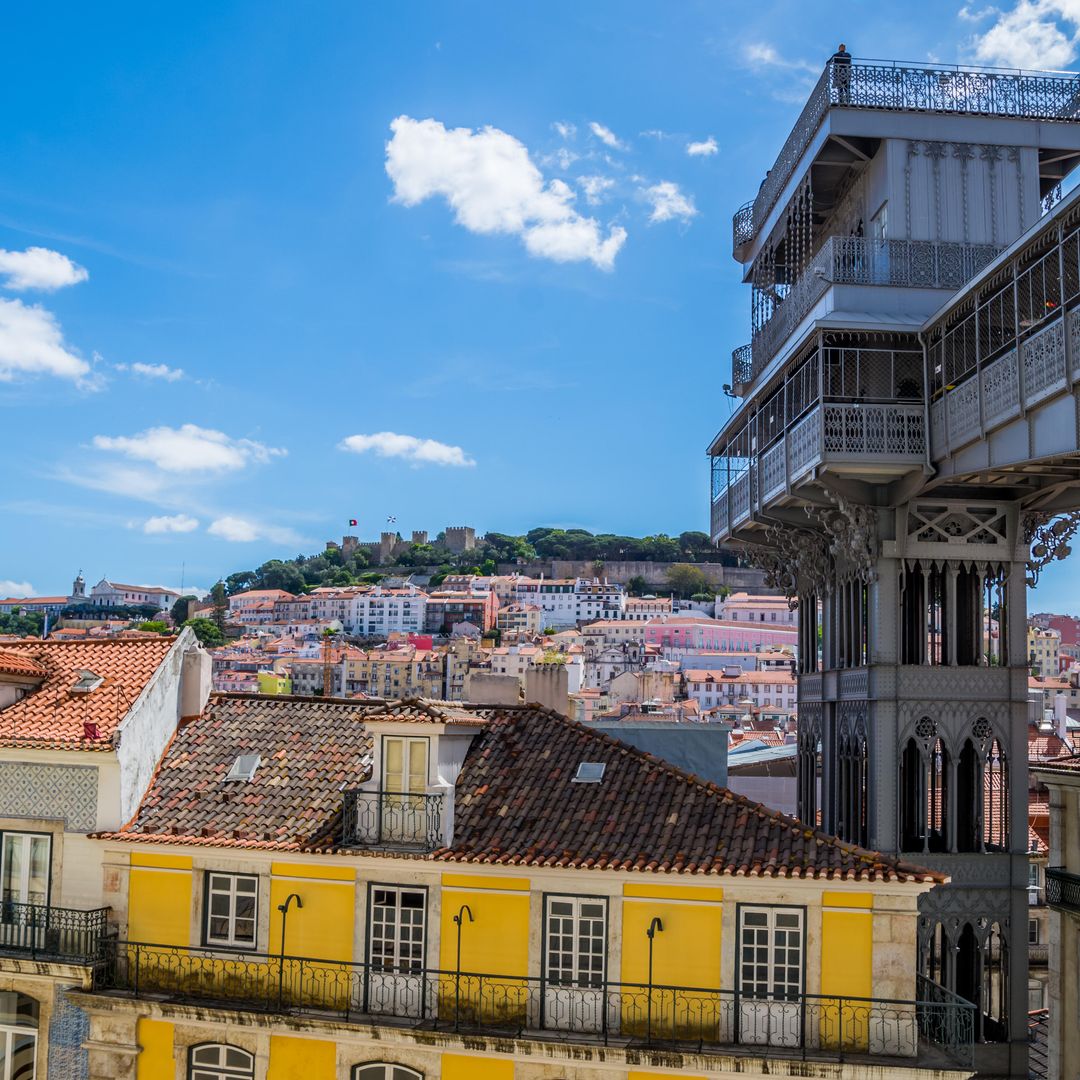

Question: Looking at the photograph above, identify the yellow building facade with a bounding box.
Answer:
[65,695,974,1080]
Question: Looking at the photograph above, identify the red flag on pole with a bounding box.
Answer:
[348,519,358,527]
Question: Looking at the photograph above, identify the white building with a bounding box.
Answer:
[88,578,182,611]
[715,591,796,626]
[683,668,798,712]
[346,585,426,637]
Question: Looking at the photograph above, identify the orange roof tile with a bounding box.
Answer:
[0,638,176,749]
[0,650,47,679]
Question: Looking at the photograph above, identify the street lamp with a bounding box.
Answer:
[277,893,303,1008]
[646,917,664,1039]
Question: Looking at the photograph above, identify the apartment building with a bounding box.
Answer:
[623,596,672,621]
[342,645,444,699]
[715,591,796,625]
[495,602,542,637]
[684,668,798,711]
[346,585,426,637]
[1028,626,1062,676]
[72,694,972,1080]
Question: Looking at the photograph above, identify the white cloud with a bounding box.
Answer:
[643,181,698,224]
[92,424,286,474]
[969,1,1080,69]
[589,121,624,149]
[207,516,303,544]
[386,115,627,270]
[0,298,91,384]
[339,431,476,467]
[687,136,719,157]
[0,580,36,599]
[578,175,616,206]
[553,121,577,139]
[0,247,88,292]
[116,361,185,382]
[142,514,199,534]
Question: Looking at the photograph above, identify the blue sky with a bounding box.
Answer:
[3,0,1080,609]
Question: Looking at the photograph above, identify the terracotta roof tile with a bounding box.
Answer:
[0,638,175,749]
[101,694,941,883]
[0,650,48,679]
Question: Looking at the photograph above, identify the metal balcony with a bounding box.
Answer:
[92,940,974,1069]
[732,58,1080,256]
[0,902,110,964]
[341,789,443,851]
[1046,867,1080,914]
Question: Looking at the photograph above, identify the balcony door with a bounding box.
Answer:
[365,886,428,1020]
[737,906,804,1048]
[381,737,429,844]
[543,895,607,1033]
[0,834,49,951]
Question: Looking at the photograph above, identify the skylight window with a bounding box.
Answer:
[70,669,103,694]
[224,754,261,783]
[572,762,606,783]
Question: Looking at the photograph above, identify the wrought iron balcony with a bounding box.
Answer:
[745,237,1001,389]
[1046,867,1080,914]
[0,902,110,964]
[341,789,443,851]
[731,343,752,386]
[92,940,974,1069]
[733,57,1080,255]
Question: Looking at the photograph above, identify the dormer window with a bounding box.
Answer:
[224,754,261,783]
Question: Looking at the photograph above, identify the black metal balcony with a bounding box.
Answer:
[341,789,443,850]
[1046,867,1080,913]
[0,902,110,964]
[92,940,974,1069]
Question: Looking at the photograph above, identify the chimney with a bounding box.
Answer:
[1055,692,1068,741]
[181,645,213,719]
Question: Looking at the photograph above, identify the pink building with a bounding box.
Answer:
[645,617,798,653]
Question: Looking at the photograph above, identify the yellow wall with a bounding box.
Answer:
[267,1035,336,1079]
[620,884,723,989]
[629,1073,707,1080]
[269,863,357,963]
[135,1018,174,1079]
[442,1054,514,1079]
[821,892,873,999]
[129,853,192,946]
[439,874,530,976]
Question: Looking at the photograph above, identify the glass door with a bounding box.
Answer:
[0,835,50,951]
[366,886,428,1019]
[738,906,804,1048]
[544,896,607,1033]
[381,737,429,844]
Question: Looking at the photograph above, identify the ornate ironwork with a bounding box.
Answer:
[341,790,443,850]
[0,902,110,963]
[92,940,974,1067]
[1046,867,1080,912]
[732,200,754,251]
[735,58,1080,254]
[1023,511,1080,586]
[743,523,830,604]
[822,496,878,584]
[731,342,752,385]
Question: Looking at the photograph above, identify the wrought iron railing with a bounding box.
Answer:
[93,940,974,1066]
[733,201,755,252]
[732,343,752,385]
[749,238,1002,386]
[1046,866,1080,912]
[341,789,443,850]
[0,901,110,963]
[734,58,1080,253]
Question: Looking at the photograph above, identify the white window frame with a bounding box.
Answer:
[367,885,427,973]
[351,1066,423,1080]
[544,894,607,988]
[203,873,258,949]
[737,904,805,1000]
[188,1043,254,1080]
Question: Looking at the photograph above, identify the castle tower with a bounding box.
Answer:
[70,572,85,602]
[709,54,1080,1078]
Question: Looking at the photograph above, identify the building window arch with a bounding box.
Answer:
[188,1044,254,1080]
[837,709,868,846]
[351,1067,423,1080]
[0,991,38,1080]
[899,725,950,853]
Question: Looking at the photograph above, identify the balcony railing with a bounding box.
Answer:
[734,57,1080,254]
[0,902,110,963]
[342,789,443,851]
[93,940,974,1068]
[1046,867,1080,913]
[746,237,1002,388]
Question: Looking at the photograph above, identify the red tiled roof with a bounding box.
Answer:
[98,695,941,882]
[0,638,176,749]
[0,650,47,679]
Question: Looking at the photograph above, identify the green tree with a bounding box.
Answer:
[625,574,649,596]
[224,571,256,595]
[170,595,197,625]
[136,620,170,634]
[666,563,708,599]
[210,582,228,633]
[0,611,44,637]
[183,617,225,647]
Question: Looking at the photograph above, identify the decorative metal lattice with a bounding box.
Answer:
[1024,511,1080,586]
